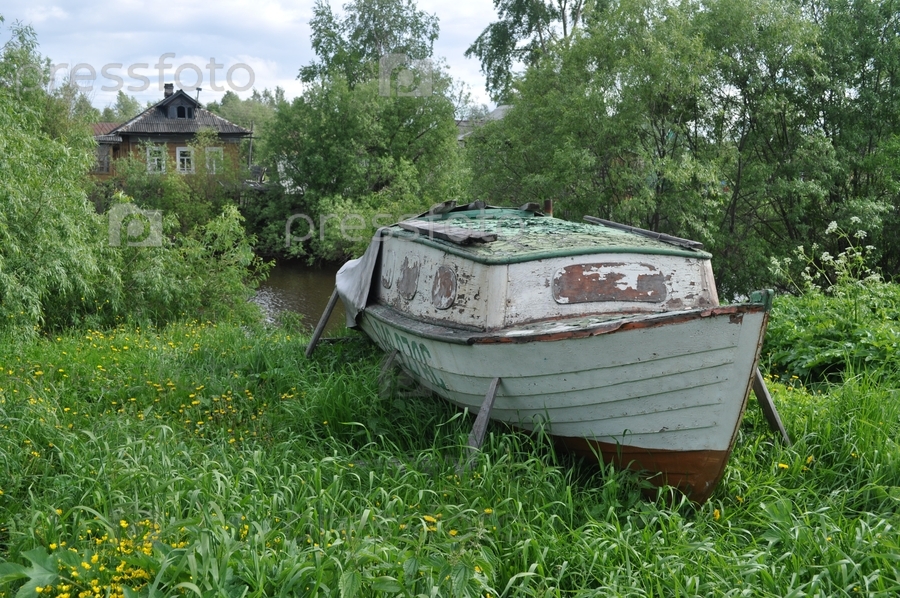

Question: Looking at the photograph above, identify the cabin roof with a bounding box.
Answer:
[389,209,711,264]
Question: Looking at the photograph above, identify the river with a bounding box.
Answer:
[252,261,347,333]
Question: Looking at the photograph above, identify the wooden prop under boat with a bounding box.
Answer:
[325,204,779,504]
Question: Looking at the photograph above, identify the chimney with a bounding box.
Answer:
[164,83,174,98]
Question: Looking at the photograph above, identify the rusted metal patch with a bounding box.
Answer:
[553,262,667,304]
[397,257,419,301]
[431,265,457,310]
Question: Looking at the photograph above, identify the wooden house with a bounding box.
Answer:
[92,83,251,178]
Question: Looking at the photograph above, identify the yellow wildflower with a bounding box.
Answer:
[777,463,789,469]
[713,509,721,521]
[484,508,493,515]
[423,515,437,523]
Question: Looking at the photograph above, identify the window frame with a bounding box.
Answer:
[206,147,224,174]
[176,147,194,174]
[146,145,166,174]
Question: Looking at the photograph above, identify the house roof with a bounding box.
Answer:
[108,89,251,136]
[92,122,120,135]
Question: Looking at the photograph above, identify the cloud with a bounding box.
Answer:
[1,0,495,108]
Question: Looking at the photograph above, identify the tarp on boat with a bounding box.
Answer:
[335,230,385,328]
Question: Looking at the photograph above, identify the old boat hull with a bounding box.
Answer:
[360,302,769,503]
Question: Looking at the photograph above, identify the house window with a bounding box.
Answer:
[206,147,224,174]
[93,145,111,173]
[177,147,194,173]
[146,145,166,173]
[174,106,194,119]
[177,106,185,118]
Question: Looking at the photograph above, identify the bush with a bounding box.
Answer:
[763,220,900,382]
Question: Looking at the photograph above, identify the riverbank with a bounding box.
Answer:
[1,318,898,596]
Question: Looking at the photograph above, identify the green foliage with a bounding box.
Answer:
[260,74,462,261]
[1,18,267,335]
[99,91,143,123]
[765,220,898,382]
[299,0,439,87]
[466,0,900,295]
[1,314,899,597]
[0,37,105,335]
[466,0,589,102]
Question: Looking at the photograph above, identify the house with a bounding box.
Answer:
[92,83,251,177]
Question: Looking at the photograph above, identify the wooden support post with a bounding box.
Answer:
[461,377,501,472]
[752,368,791,446]
[305,288,339,358]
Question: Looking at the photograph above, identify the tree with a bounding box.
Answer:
[252,0,463,261]
[206,88,285,161]
[100,91,143,122]
[466,0,591,102]
[260,73,461,260]
[299,0,439,87]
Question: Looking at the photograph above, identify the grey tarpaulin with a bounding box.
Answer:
[335,229,386,328]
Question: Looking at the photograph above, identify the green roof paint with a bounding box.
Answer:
[389,209,712,264]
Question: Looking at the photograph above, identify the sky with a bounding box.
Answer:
[1,0,497,111]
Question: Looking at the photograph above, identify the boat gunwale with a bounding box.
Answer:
[363,302,769,346]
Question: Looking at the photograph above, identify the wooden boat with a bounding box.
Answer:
[330,204,775,503]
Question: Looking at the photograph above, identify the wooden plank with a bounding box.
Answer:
[398,219,498,245]
[752,368,791,445]
[467,377,501,451]
[305,287,339,358]
[583,215,704,249]
[462,377,501,473]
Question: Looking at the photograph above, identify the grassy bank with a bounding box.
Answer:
[1,315,899,597]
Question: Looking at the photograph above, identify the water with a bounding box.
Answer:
[252,261,347,333]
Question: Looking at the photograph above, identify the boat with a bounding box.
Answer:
[329,203,775,503]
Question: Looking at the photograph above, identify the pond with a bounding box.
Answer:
[252,261,347,333]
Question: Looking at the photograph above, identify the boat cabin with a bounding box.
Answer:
[373,208,719,332]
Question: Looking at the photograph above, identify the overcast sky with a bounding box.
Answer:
[1,0,496,110]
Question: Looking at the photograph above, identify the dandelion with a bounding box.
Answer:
[713,509,721,521]
[423,515,437,523]
[484,508,493,515]
[449,529,458,537]
[735,495,743,504]
[120,520,128,529]
[806,455,814,465]
[778,463,789,469]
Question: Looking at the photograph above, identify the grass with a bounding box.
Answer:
[0,312,899,597]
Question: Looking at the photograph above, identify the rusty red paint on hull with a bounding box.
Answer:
[555,436,733,504]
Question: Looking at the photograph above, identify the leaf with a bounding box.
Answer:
[13,549,59,598]
[371,576,402,593]
[340,570,362,598]
[451,563,471,595]
[0,562,29,585]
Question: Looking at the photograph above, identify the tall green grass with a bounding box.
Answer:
[1,311,898,597]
